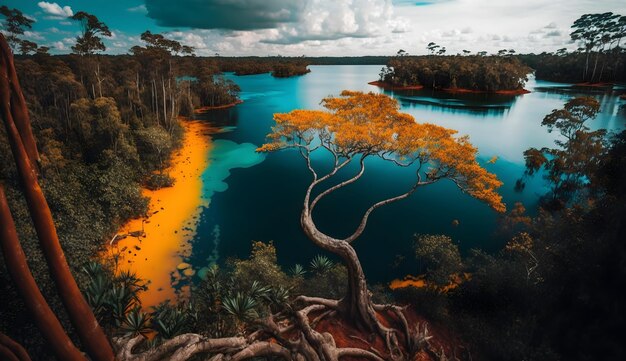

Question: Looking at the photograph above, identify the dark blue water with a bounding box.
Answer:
[190,65,626,283]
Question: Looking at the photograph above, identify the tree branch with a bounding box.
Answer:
[337,348,385,361]
[230,342,293,361]
[310,155,366,212]
[344,166,434,244]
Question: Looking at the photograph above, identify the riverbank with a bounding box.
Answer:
[368,80,424,90]
[107,119,213,308]
[573,82,614,88]
[369,80,530,95]
[194,100,243,113]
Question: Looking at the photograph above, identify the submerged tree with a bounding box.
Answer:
[258,91,504,347]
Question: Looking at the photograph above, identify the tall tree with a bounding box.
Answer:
[521,97,606,209]
[258,91,504,345]
[0,33,114,361]
[0,5,34,51]
[0,186,85,361]
[0,35,40,171]
[70,11,111,55]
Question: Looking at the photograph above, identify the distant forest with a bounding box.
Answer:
[1,5,626,361]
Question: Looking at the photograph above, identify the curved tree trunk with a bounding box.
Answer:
[301,212,380,333]
[0,35,39,172]
[0,187,86,361]
[0,331,32,361]
[0,35,114,361]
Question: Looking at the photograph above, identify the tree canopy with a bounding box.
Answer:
[259,90,505,213]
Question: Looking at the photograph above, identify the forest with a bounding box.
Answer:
[1,4,626,361]
[376,55,532,92]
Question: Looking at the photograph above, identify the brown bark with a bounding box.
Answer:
[0,344,20,361]
[0,331,32,361]
[0,188,86,361]
[0,34,39,171]
[0,35,114,361]
[300,213,383,334]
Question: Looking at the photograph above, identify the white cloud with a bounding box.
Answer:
[127,5,148,13]
[52,41,66,50]
[262,0,401,44]
[24,31,45,40]
[37,2,74,18]
[168,31,208,49]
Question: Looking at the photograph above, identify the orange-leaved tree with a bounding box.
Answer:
[258,90,505,339]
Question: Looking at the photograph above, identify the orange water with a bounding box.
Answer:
[106,120,212,308]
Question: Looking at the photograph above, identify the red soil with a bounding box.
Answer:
[441,87,530,95]
[310,307,464,361]
[193,100,243,113]
[369,81,529,95]
[573,82,614,88]
[368,81,425,91]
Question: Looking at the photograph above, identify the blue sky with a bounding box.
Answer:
[2,0,625,56]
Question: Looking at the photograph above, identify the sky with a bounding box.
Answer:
[2,0,626,56]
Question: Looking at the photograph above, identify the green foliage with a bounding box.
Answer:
[520,97,607,208]
[221,293,259,323]
[70,11,112,55]
[120,307,151,337]
[81,261,147,330]
[304,263,348,300]
[144,173,174,190]
[309,255,334,274]
[380,55,531,91]
[151,302,190,339]
[218,57,310,77]
[271,62,311,77]
[231,241,293,290]
[414,234,462,287]
[290,263,306,277]
[0,5,34,50]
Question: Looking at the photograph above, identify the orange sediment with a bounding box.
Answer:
[389,273,471,292]
[106,119,212,308]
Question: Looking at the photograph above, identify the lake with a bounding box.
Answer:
[189,65,625,284]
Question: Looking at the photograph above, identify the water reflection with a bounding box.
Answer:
[185,65,625,286]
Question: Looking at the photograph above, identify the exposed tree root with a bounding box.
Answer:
[114,297,449,361]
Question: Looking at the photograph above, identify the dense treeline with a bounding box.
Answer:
[0,7,241,356]
[518,12,625,83]
[395,98,626,360]
[378,55,532,91]
[217,57,311,77]
[519,52,626,83]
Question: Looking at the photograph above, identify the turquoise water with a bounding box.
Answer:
[190,65,626,283]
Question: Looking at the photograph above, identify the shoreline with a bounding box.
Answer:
[194,100,243,113]
[369,80,530,95]
[368,80,424,90]
[106,119,213,308]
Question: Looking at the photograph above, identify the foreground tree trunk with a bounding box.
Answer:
[0,33,114,361]
[0,187,85,361]
[301,212,378,332]
[0,331,32,361]
[0,35,39,171]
